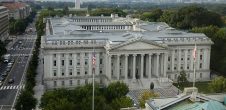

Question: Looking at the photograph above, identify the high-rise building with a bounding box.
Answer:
[0,6,9,41]
[75,0,80,9]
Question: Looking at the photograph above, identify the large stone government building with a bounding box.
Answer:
[41,14,213,90]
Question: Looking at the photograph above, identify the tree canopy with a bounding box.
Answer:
[40,82,132,110]
[169,6,224,29]
[208,76,226,93]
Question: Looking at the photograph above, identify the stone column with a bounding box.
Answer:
[140,54,144,79]
[184,49,188,70]
[108,55,112,79]
[164,53,168,77]
[95,53,100,75]
[190,50,194,71]
[206,48,210,69]
[65,54,69,77]
[178,49,181,71]
[156,53,160,77]
[161,53,164,76]
[133,54,137,80]
[81,53,84,76]
[116,54,120,80]
[57,54,61,76]
[125,54,128,80]
[171,50,175,72]
[73,53,77,76]
[149,54,152,79]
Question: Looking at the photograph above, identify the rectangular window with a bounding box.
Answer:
[168,57,170,61]
[69,69,73,75]
[200,63,202,69]
[85,53,88,56]
[100,59,103,64]
[77,70,80,75]
[54,81,57,87]
[181,58,183,61]
[62,69,65,76]
[53,70,57,76]
[69,53,72,57]
[85,59,88,65]
[53,54,56,58]
[77,80,80,85]
[77,59,80,65]
[200,55,203,60]
[85,71,88,75]
[100,70,102,74]
[187,66,189,70]
[187,58,190,61]
[62,81,64,86]
[62,54,64,57]
[85,79,88,84]
[70,80,73,86]
[61,60,64,66]
[69,60,72,66]
[200,73,202,78]
[53,60,56,66]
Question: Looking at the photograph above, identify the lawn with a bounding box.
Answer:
[173,81,212,94]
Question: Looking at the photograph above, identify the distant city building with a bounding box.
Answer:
[0,6,9,41]
[41,14,213,90]
[2,2,31,19]
[75,0,80,9]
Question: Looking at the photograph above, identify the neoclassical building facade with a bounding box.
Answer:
[41,14,213,90]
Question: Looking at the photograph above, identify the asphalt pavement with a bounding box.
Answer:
[0,23,37,110]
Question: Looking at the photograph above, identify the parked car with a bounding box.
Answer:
[6,67,11,72]
[1,71,8,77]
[8,78,14,84]
[7,63,13,68]
[0,76,5,81]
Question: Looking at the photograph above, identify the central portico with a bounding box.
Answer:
[106,38,169,87]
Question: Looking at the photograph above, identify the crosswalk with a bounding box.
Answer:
[0,85,25,90]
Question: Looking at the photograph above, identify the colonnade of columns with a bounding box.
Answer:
[107,53,168,80]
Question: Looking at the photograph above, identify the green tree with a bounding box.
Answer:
[170,6,224,29]
[15,90,37,110]
[141,9,163,22]
[159,10,175,23]
[111,96,133,110]
[177,70,188,87]
[139,91,159,108]
[209,76,226,93]
[105,82,129,102]
[63,6,69,15]
[43,98,75,110]
[0,41,6,59]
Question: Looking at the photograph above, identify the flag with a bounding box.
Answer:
[193,44,197,61]
[92,51,96,67]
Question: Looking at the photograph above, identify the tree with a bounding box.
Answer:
[141,9,163,22]
[159,10,175,23]
[139,91,159,108]
[209,76,226,93]
[111,96,133,110]
[0,41,6,60]
[170,6,224,29]
[63,6,69,15]
[105,82,129,102]
[177,70,188,87]
[15,90,37,110]
[43,98,75,110]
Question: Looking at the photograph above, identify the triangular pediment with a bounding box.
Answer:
[110,38,168,51]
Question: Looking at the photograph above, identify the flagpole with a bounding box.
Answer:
[92,48,95,110]
[92,67,94,110]
[193,44,196,92]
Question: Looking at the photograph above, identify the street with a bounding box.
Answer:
[0,23,37,110]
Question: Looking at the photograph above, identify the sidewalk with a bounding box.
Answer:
[6,37,17,50]
[33,49,44,110]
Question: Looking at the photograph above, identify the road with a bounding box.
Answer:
[0,22,37,110]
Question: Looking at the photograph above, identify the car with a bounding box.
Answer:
[8,78,14,84]
[19,41,22,44]
[10,59,15,63]
[0,76,5,81]
[2,71,8,77]
[6,67,11,72]
[7,63,13,68]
